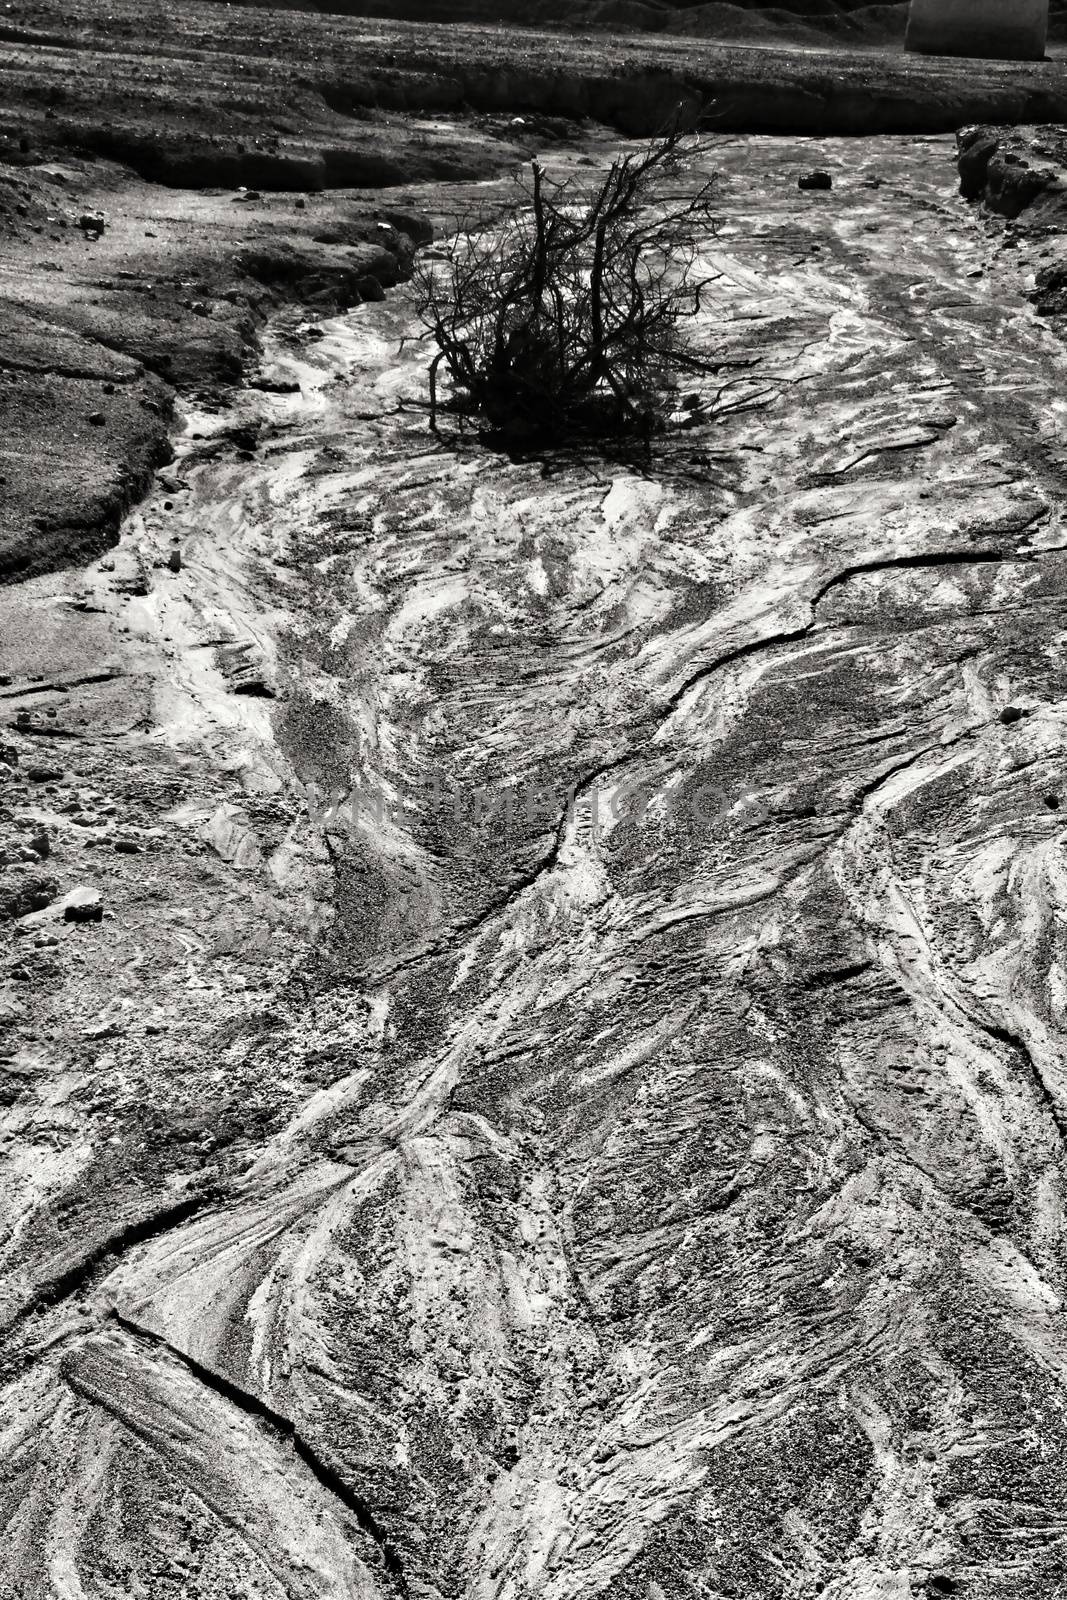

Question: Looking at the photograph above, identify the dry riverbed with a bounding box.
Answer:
[4,128,1067,1599]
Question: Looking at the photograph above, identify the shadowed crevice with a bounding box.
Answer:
[107,1307,410,1597]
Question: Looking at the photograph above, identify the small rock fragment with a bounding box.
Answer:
[799,171,833,192]
[62,886,103,923]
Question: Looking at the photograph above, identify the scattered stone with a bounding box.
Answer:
[113,838,141,854]
[61,887,104,924]
[167,548,182,574]
[1000,705,1028,725]
[799,171,833,191]
[87,411,106,426]
[231,424,260,453]
[26,764,62,782]
[249,376,300,394]
[83,1019,124,1040]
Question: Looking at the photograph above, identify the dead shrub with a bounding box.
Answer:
[411,127,719,450]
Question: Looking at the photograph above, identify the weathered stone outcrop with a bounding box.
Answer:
[956,123,1067,214]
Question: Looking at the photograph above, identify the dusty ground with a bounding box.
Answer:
[4,107,1067,1599]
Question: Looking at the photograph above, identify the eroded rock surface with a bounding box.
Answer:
[4,131,1067,1599]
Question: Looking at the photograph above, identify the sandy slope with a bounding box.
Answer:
[3,130,1067,1597]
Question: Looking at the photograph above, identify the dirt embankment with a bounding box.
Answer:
[0,2,541,581]
[0,165,450,580]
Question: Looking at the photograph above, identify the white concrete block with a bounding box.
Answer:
[906,0,1049,59]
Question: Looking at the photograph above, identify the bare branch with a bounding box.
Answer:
[411,128,720,450]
